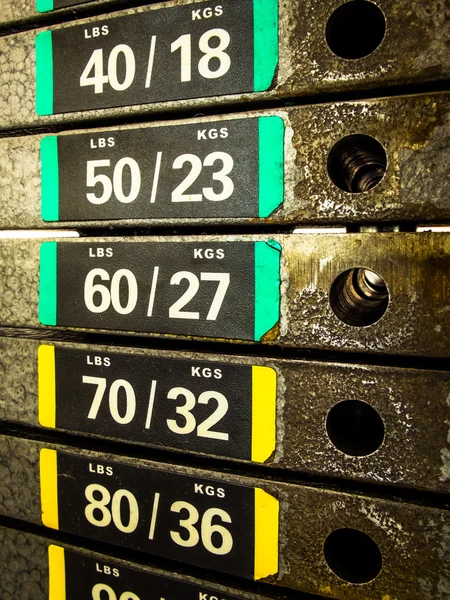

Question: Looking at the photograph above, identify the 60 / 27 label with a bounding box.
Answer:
[39,241,282,341]
[40,451,279,580]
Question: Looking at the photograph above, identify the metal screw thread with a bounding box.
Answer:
[340,146,386,193]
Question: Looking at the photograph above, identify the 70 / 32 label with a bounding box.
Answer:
[38,346,277,462]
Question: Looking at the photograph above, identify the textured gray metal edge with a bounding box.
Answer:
[0,233,449,357]
[0,0,130,30]
[1,335,449,493]
[0,434,449,600]
[1,0,449,131]
[1,93,449,227]
[0,525,279,600]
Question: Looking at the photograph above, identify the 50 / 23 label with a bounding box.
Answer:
[40,451,279,580]
[35,0,279,115]
[40,117,284,222]
[38,346,277,462]
[38,241,282,341]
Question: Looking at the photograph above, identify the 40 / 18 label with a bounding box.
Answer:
[38,346,277,462]
[40,451,279,580]
[35,0,279,115]
[38,241,281,341]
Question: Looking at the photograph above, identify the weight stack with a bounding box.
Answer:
[0,1,449,600]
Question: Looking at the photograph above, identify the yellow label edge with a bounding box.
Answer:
[40,448,59,530]
[251,365,277,463]
[38,344,56,428]
[48,545,66,600]
[254,487,279,580]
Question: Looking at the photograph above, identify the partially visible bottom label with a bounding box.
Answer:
[49,545,246,599]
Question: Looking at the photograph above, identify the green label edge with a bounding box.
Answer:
[35,30,54,116]
[254,240,281,340]
[41,136,59,221]
[253,0,279,92]
[39,241,57,325]
[258,116,284,218]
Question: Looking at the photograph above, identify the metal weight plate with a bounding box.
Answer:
[0,233,448,357]
[0,526,287,600]
[0,434,448,599]
[0,93,448,227]
[0,0,133,29]
[0,0,449,131]
[0,335,449,493]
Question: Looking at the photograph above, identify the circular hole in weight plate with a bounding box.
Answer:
[326,400,385,456]
[324,528,383,583]
[327,134,387,193]
[329,268,389,327]
[326,0,386,59]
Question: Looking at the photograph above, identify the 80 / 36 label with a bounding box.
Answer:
[38,345,276,462]
[35,0,279,115]
[48,545,248,599]
[38,241,282,341]
[40,116,284,222]
[40,451,279,580]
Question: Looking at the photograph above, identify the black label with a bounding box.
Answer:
[37,0,279,115]
[54,347,253,460]
[39,241,282,341]
[56,119,259,221]
[60,547,244,599]
[60,242,252,338]
[56,453,256,579]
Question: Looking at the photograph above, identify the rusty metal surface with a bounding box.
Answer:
[0,335,449,493]
[0,525,284,600]
[0,233,448,357]
[0,434,448,600]
[0,93,448,227]
[0,0,449,131]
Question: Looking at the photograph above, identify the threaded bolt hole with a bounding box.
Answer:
[330,268,389,327]
[327,134,387,194]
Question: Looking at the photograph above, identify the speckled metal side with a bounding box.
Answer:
[0,526,48,600]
